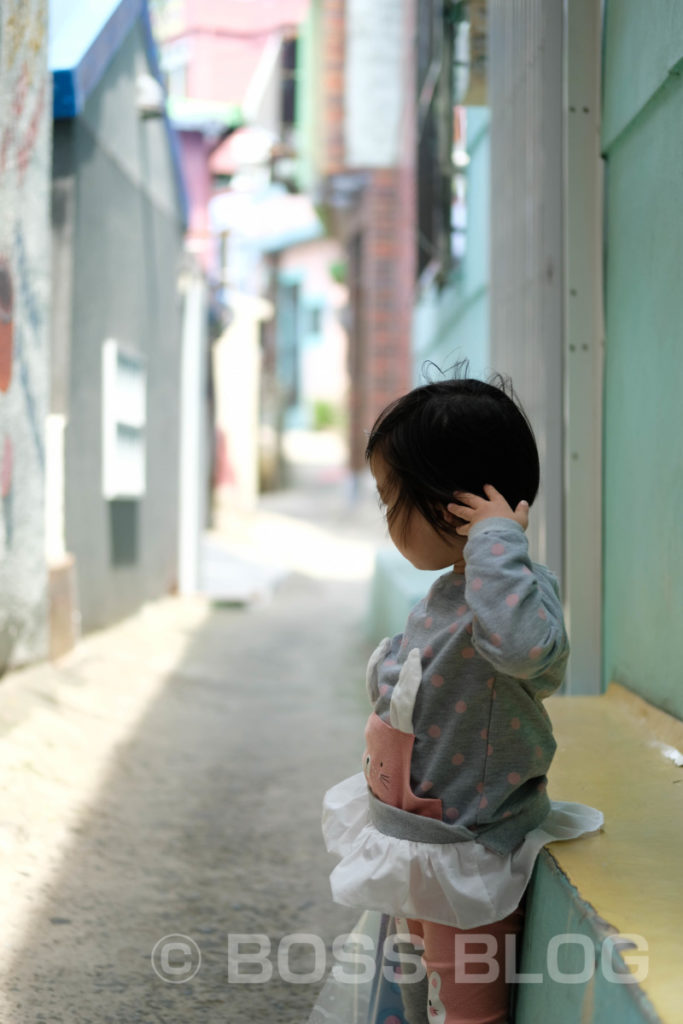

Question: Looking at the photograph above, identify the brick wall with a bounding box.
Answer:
[319,0,416,472]
[321,0,345,176]
[363,168,414,419]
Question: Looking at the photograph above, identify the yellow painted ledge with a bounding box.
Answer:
[545,682,683,1023]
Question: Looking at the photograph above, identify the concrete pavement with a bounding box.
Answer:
[0,457,389,1023]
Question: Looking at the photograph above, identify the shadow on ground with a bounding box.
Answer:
[3,568,375,1023]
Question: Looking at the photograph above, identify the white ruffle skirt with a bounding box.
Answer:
[323,772,604,931]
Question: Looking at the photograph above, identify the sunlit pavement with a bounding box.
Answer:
[0,436,388,1022]
[202,429,386,602]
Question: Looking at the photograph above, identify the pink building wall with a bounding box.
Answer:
[178,132,215,272]
[159,0,308,106]
[154,0,311,270]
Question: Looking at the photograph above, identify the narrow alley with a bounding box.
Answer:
[0,463,385,1023]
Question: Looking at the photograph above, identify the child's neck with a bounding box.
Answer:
[451,536,466,575]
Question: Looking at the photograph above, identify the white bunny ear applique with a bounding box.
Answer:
[365,637,392,704]
[389,647,422,734]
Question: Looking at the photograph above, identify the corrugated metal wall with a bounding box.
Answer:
[488,0,565,578]
[601,0,683,717]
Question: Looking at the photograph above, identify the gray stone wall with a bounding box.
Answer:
[0,0,51,670]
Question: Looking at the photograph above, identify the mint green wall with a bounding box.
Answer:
[602,1,683,719]
[413,107,490,383]
[295,0,320,194]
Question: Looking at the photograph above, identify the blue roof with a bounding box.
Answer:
[49,0,188,224]
[49,0,147,119]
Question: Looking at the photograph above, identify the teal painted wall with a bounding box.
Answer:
[602,1,683,719]
[516,854,660,1024]
[413,107,490,383]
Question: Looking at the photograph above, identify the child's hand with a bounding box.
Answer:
[447,484,529,536]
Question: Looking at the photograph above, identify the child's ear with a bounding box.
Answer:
[443,506,466,529]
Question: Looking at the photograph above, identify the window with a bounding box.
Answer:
[159,38,190,99]
[416,0,455,282]
[102,340,146,500]
[281,35,298,139]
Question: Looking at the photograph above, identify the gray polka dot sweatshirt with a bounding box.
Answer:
[368,517,569,855]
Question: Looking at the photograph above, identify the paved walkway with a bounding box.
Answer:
[0,458,388,1022]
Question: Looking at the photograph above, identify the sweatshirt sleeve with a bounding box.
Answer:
[463,517,569,688]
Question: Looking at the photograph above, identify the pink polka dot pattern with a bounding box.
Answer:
[480,728,488,740]
[491,633,502,647]
[380,684,390,696]
[424,616,433,628]
[428,725,441,739]
[419,780,434,793]
[445,807,460,820]
[431,673,444,688]
[457,604,467,616]
[538,607,547,620]
[472,577,483,590]
[506,593,520,608]
[487,744,494,756]
[534,745,543,759]
[452,752,465,765]
[455,700,467,713]
[465,623,473,635]
[511,717,521,730]
[507,772,521,785]
[537,781,547,793]
[491,542,505,556]
[479,794,488,809]
[423,644,434,659]
[448,621,459,633]
[486,677,495,689]
[522,566,532,575]
[503,811,512,819]
[462,646,475,659]
[476,781,484,793]
[529,645,543,660]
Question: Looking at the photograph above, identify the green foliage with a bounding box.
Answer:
[312,400,341,431]
[328,260,348,285]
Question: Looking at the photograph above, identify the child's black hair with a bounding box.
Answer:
[365,365,540,540]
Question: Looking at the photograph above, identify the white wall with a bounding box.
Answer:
[345,0,407,167]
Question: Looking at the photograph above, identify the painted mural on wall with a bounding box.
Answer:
[0,0,51,670]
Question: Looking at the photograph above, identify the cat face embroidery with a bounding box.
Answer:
[362,749,392,798]
[362,646,444,819]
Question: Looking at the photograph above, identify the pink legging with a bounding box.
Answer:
[403,903,525,1024]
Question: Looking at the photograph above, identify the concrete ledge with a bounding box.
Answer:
[517,684,682,1023]
[48,554,80,660]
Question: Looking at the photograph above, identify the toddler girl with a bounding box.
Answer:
[322,374,603,1024]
